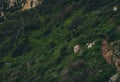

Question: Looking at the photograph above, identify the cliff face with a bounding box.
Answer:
[22,0,40,10]
[9,0,42,10]
[0,0,42,10]
[0,0,42,17]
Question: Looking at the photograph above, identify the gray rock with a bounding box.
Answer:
[109,73,119,82]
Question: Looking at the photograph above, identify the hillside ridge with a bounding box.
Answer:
[0,0,120,82]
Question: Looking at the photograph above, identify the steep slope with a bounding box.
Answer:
[0,0,120,82]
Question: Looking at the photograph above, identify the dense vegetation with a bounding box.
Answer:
[0,0,120,82]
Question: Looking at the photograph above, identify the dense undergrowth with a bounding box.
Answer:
[0,0,120,82]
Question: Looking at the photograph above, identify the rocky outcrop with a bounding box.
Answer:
[109,73,120,82]
[115,59,120,71]
[9,0,16,8]
[111,40,120,70]
[101,40,112,63]
[102,40,120,82]
[0,0,43,11]
[101,40,120,68]
[22,0,43,10]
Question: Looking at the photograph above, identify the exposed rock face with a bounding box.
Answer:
[109,73,119,82]
[101,40,112,63]
[9,0,15,7]
[101,39,120,65]
[22,0,42,10]
[0,0,42,10]
[115,59,120,71]
[102,40,120,81]
[111,41,120,70]
[0,0,23,10]
[73,44,80,53]
[22,0,34,10]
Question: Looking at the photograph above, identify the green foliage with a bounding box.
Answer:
[0,0,119,82]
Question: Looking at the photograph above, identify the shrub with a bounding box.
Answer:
[12,38,32,57]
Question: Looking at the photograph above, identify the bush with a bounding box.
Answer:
[12,38,32,57]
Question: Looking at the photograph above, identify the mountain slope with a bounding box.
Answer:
[0,0,120,82]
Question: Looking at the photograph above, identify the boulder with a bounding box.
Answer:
[86,41,95,48]
[113,6,117,11]
[73,44,80,53]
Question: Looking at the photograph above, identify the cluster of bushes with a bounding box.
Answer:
[0,0,119,82]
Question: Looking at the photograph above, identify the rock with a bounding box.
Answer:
[5,62,11,66]
[9,0,15,7]
[106,50,112,63]
[73,44,80,53]
[101,40,113,63]
[115,59,120,71]
[113,6,117,11]
[22,0,41,10]
[109,73,119,82]
[86,41,95,48]
[112,41,120,70]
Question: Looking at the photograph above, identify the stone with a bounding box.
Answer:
[22,0,41,10]
[101,40,112,63]
[109,73,119,82]
[73,44,80,53]
[115,59,120,71]
[86,41,95,48]
[113,6,117,11]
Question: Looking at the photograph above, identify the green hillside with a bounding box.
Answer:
[0,0,120,82]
